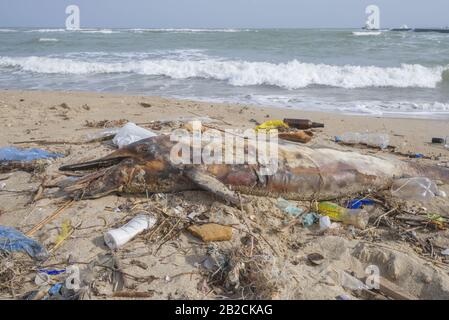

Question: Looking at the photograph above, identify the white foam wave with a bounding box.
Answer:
[126,28,252,33]
[79,29,119,34]
[0,29,16,33]
[0,56,446,89]
[38,38,59,42]
[27,29,66,33]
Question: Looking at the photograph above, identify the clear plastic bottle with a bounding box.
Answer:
[317,202,369,229]
[338,132,390,149]
[391,177,438,202]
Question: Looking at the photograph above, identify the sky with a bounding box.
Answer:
[0,0,448,29]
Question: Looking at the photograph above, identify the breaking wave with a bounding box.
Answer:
[38,38,59,42]
[0,56,447,89]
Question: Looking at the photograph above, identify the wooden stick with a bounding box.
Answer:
[26,200,74,237]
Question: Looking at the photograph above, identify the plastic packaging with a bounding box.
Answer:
[255,120,289,132]
[317,202,369,229]
[104,214,157,250]
[112,123,158,148]
[391,177,438,202]
[85,127,120,142]
[0,226,49,260]
[0,147,63,161]
[276,198,304,217]
[319,216,332,230]
[336,132,390,149]
[445,136,449,149]
[302,212,320,227]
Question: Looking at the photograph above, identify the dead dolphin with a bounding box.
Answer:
[59,135,449,204]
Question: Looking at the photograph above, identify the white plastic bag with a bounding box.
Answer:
[112,122,157,148]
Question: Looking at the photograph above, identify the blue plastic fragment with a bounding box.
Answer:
[0,147,63,161]
[38,269,66,276]
[335,136,342,143]
[0,226,49,261]
[347,199,375,209]
[412,153,424,159]
[48,283,63,296]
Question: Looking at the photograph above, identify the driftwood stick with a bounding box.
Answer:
[26,200,74,237]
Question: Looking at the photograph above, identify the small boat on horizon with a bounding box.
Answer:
[414,27,449,34]
[390,25,412,32]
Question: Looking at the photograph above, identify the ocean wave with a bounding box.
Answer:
[79,29,119,34]
[27,29,67,33]
[0,29,16,32]
[126,28,252,33]
[38,38,59,42]
[0,56,447,89]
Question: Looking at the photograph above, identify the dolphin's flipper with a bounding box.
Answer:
[185,168,241,206]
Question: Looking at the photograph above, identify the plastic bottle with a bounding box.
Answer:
[276,198,304,217]
[390,177,438,202]
[283,118,324,130]
[104,214,157,250]
[317,202,369,229]
[336,132,389,149]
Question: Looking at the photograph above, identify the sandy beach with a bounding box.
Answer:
[1,89,449,300]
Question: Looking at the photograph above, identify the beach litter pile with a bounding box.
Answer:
[1,116,449,301]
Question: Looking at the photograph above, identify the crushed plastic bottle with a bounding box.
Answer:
[276,198,304,218]
[336,132,390,149]
[317,202,369,229]
[391,177,439,203]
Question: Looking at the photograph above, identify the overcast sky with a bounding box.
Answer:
[0,0,448,29]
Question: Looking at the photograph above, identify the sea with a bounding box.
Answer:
[0,28,448,118]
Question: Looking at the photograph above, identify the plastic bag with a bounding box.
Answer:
[0,226,49,261]
[112,123,158,148]
[0,147,63,161]
[255,120,289,132]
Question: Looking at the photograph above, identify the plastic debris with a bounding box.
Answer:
[336,294,352,300]
[48,283,63,296]
[187,224,232,242]
[319,216,332,231]
[0,226,49,261]
[442,249,449,256]
[85,127,120,142]
[0,147,63,161]
[335,132,390,149]
[317,202,369,229]
[112,122,158,148]
[391,177,439,203]
[104,214,157,250]
[347,199,375,209]
[255,120,288,132]
[38,269,66,276]
[432,137,445,144]
[276,198,304,218]
[302,212,320,227]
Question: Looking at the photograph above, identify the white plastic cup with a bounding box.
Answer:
[104,214,157,250]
